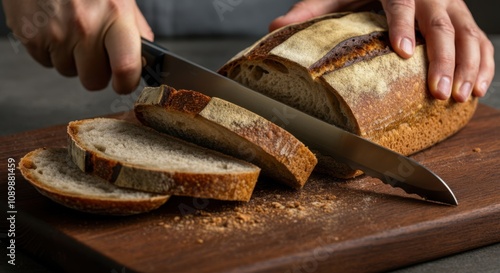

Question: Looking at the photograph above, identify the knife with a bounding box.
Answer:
[140,38,458,205]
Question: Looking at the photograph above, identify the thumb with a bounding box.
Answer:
[134,4,154,41]
[269,0,338,31]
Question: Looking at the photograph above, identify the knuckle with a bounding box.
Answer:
[460,24,481,41]
[47,25,65,45]
[106,0,125,16]
[433,55,455,72]
[483,53,495,72]
[291,2,316,18]
[72,16,92,38]
[439,56,455,67]
[483,38,495,55]
[390,17,414,31]
[457,60,478,74]
[386,0,414,11]
[113,58,139,78]
[429,16,455,36]
[68,2,92,38]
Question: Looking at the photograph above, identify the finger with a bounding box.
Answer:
[24,43,53,68]
[73,37,112,91]
[380,0,416,58]
[416,3,455,100]
[49,44,78,77]
[45,23,78,77]
[134,5,154,41]
[269,0,339,31]
[447,4,481,102]
[104,17,142,94]
[269,0,377,31]
[473,32,495,98]
[20,33,54,67]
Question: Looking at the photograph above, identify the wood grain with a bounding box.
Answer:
[1,105,499,273]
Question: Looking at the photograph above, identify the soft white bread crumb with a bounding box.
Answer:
[19,147,169,215]
[68,118,261,201]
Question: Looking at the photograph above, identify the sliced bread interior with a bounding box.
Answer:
[19,147,169,215]
[134,85,318,189]
[67,118,260,201]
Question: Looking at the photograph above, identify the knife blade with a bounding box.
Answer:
[140,38,458,205]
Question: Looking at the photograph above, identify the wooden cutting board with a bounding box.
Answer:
[1,104,499,273]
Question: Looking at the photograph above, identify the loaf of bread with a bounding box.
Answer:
[19,148,169,215]
[67,118,260,201]
[219,12,478,178]
[134,85,317,189]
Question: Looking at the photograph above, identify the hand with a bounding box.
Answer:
[270,0,495,102]
[2,0,153,94]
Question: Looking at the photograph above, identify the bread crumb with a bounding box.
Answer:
[286,201,301,208]
[236,212,251,222]
[158,173,349,238]
[473,147,481,153]
[271,202,285,209]
[325,195,336,201]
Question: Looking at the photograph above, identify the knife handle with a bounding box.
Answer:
[141,37,168,86]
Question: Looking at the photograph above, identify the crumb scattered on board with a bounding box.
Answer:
[150,174,378,244]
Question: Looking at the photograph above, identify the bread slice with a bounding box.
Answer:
[19,147,169,215]
[134,85,318,189]
[67,118,260,201]
[219,12,478,178]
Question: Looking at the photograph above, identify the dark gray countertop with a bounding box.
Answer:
[1,36,499,272]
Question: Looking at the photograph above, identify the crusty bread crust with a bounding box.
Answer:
[134,85,318,189]
[19,148,169,215]
[219,12,478,178]
[67,118,260,201]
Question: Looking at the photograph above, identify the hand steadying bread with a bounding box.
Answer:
[271,0,494,103]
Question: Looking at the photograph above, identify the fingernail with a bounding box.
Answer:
[480,81,489,94]
[459,82,472,100]
[400,38,413,56]
[437,76,452,98]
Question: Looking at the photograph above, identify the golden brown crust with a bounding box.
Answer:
[19,148,169,216]
[250,13,350,58]
[159,85,211,114]
[218,12,478,178]
[134,85,318,189]
[309,31,425,78]
[67,119,260,202]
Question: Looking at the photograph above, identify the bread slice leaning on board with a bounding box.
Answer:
[67,118,261,202]
[218,12,478,178]
[19,148,170,215]
[134,85,318,189]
